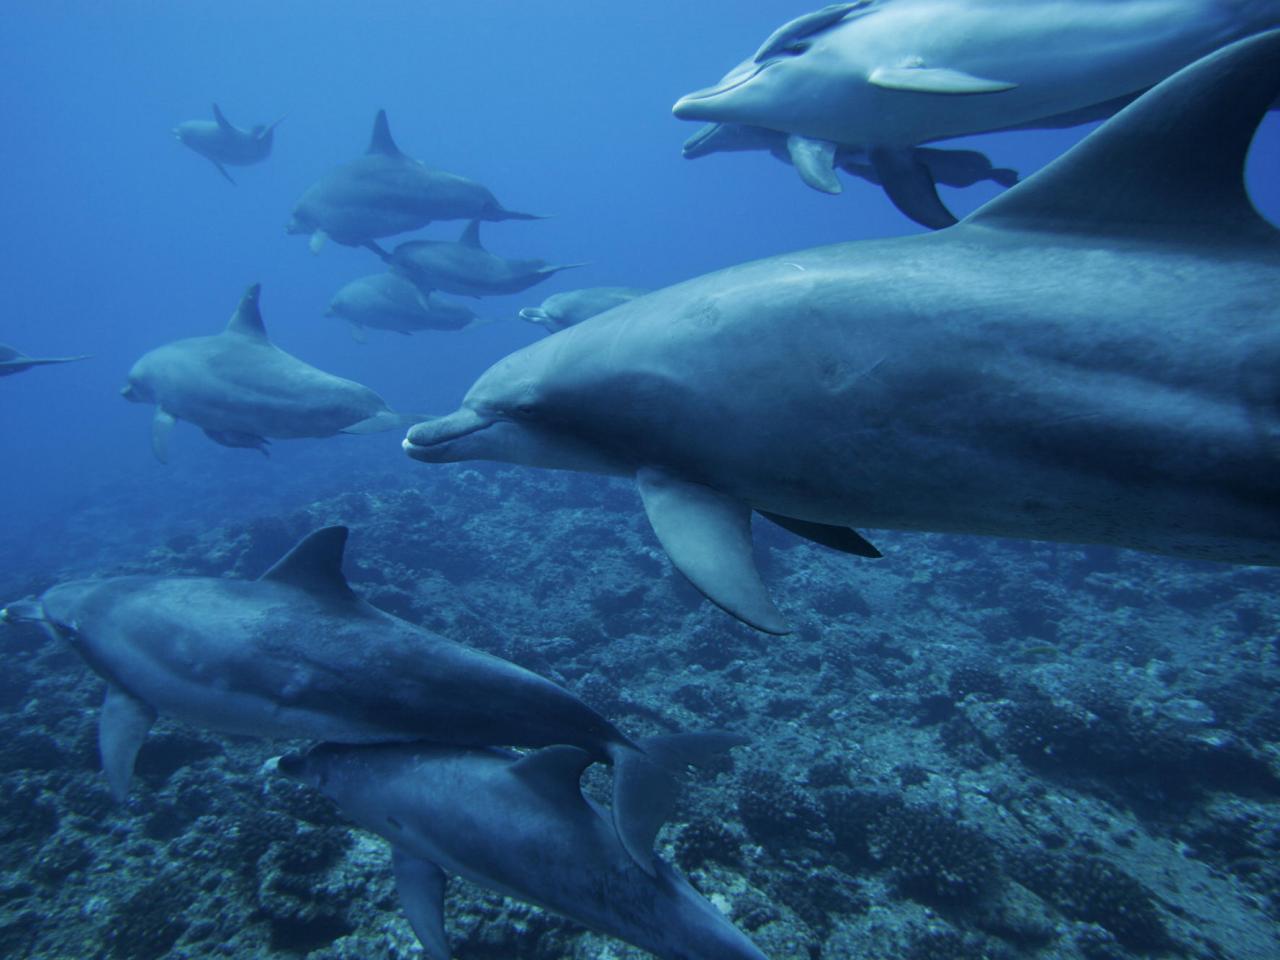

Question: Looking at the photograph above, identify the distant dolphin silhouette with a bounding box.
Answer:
[519,287,649,334]
[122,284,420,461]
[288,110,542,253]
[407,32,1280,633]
[326,272,484,342]
[0,343,88,377]
[173,103,282,184]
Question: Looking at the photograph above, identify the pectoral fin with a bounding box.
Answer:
[870,146,958,230]
[391,848,449,960]
[151,408,176,463]
[636,467,791,634]
[210,159,236,185]
[787,135,842,194]
[869,65,1017,95]
[758,511,882,558]
[99,685,156,802]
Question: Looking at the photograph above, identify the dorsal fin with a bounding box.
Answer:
[367,109,402,157]
[225,283,269,340]
[259,526,356,600]
[508,746,592,806]
[211,103,233,132]
[967,30,1280,244]
[459,220,483,249]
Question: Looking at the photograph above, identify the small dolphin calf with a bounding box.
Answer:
[288,111,541,253]
[123,284,416,461]
[519,286,648,334]
[173,103,282,184]
[406,33,1280,633]
[673,1,1280,227]
[0,527,729,870]
[0,343,88,377]
[326,272,483,342]
[275,741,768,960]
[386,220,584,298]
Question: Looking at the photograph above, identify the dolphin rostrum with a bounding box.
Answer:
[274,741,767,960]
[385,220,585,298]
[326,272,484,342]
[288,110,542,253]
[122,284,419,461]
[519,286,649,334]
[0,527,733,871]
[673,1,1280,229]
[405,32,1280,633]
[173,103,283,185]
[0,343,89,377]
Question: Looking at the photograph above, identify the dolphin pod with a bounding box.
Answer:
[173,103,283,184]
[275,741,767,960]
[405,31,1280,633]
[122,284,419,461]
[0,343,89,377]
[0,526,740,874]
[673,0,1280,229]
[288,110,542,253]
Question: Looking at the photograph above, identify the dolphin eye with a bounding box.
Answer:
[513,402,537,419]
[782,41,810,55]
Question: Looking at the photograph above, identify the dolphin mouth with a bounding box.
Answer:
[0,599,45,625]
[673,62,769,116]
[402,408,495,462]
[681,123,724,158]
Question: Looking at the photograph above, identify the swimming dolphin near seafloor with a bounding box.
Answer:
[0,343,89,377]
[405,32,1280,634]
[173,103,282,185]
[288,110,542,254]
[384,220,585,298]
[519,286,649,334]
[122,284,419,462]
[274,741,767,960]
[673,0,1280,229]
[326,272,484,342]
[682,121,1017,228]
[0,527,735,872]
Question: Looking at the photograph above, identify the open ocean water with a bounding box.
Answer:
[1,2,1278,959]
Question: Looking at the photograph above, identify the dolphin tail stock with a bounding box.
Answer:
[869,146,957,230]
[0,354,90,369]
[608,731,748,875]
[540,262,589,277]
[342,409,439,436]
[487,205,551,222]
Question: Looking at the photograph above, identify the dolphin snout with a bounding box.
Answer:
[403,408,495,462]
[0,599,45,625]
[673,63,768,118]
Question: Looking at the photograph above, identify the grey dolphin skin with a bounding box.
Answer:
[682,121,1017,228]
[0,527,735,872]
[288,110,542,253]
[173,103,282,185]
[122,284,417,462]
[385,220,585,298]
[0,343,89,377]
[519,286,649,334]
[326,272,483,342]
[275,741,767,960]
[404,33,1280,634]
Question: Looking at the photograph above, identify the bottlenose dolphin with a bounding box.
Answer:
[275,741,767,960]
[385,220,585,298]
[673,1,1280,228]
[0,527,731,871]
[682,121,1017,227]
[326,272,484,342]
[122,284,417,462]
[288,111,541,253]
[173,103,282,185]
[519,286,649,334]
[0,343,89,377]
[405,33,1280,634]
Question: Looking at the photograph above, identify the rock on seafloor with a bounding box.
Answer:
[1,463,1278,960]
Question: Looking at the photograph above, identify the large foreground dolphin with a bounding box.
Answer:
[0,343,89,377]
[0,527,731,871]
[288,111,541,253]
[405,33,1280,633]
[326,272,483,342]
[275,742,767,960]
[673,1,1280,228]
[384,220,584,298]
[173,103,282,184]
[122,284,417,461]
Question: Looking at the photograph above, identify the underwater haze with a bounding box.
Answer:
[1,2,1279,960]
